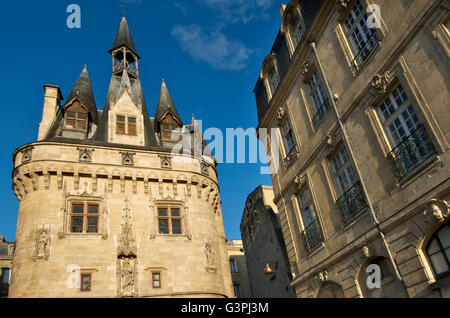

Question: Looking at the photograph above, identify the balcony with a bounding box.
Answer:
[386,124,437,182]
[311,98,330,128]
[351,32,378,70]
[283,144,298,169]
[336,181,368,225]
[301,217,324,254]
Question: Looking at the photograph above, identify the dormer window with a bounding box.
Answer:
[269,69,279,96]
[291,18,304,48]
[116,115,137,136]
[64,101,88,131]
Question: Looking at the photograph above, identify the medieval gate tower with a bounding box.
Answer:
[10,17,233,298]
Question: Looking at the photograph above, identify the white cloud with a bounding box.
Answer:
[171,25,253,71]
[201,0,274,24]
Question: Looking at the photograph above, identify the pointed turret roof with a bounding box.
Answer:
[64,65,99,124]
[109,16,139,58]
[155,79,182,125]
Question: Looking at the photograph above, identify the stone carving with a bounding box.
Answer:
[201,163,209,176]
[336,0,351,12]
[362,245,371,258]
[121,152,135,166]
[424,199,449,223]
[205,240,216,271]
[294,174,307,192]
[276,106,287,123]
[21,147,33,163]
[32,225,51,261]
[301,61,310,77]
[161,156,172,169]
[78,148,93,162]
[316,270,328,282]
[117,198,137,297]
[370,72,390,95]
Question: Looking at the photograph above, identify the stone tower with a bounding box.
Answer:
[10,17,233,298]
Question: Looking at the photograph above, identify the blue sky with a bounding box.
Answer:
[0,0,285,241]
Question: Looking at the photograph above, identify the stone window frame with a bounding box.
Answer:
[261,53,281,101]
[299,59,333,132]
[276,107,297,160]
[69,201,100,234]
[0,267,11,284]
[61,195,106,239]
[425,222,450,281]
[152,272,161,289]
[80,273,92,292]
[290,173,326,256]
[230,258,239,273]
[64,100,89,132]
[151,200,191,240]
[364,59,445,186]
[334,0,388,76]
[116,114,137,136]
[281,2,307,56]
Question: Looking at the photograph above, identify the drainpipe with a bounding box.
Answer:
[309,42,408,294]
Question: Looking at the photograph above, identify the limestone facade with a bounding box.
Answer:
[0,236,14,298]
[226,239,253,298]
[240,185,295,298]
[254,0,450,297]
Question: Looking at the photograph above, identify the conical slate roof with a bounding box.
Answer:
[64,66,99,124]
[155,79,182,125]
[109,17,139,58]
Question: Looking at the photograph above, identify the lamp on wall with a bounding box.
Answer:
[263,263,275,275]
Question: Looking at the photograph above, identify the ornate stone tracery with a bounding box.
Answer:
[117,198,137,297]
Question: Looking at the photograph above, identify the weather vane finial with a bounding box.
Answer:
[118,3,127,17]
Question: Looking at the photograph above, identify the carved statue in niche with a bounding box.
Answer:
[205,240,215,268]
[32,226,51,261]
[424,199,449,223]
[121,258,135,295]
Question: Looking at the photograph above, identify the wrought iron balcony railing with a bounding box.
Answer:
[283,144,298,169]
[336,181,368,225]
[386,124,437,182]
[301,217,324,254]
[311,98,330,128]
[351,32,378,69]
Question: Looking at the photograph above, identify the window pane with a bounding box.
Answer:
[128,124,136,135]
[66,112,76,118]
[437,225,450,247]
[116,123,125,134]
[81,274,91,291]
[159,220,169,234]
[158,208,168,217]
[430,252,449,275]
[128,117,136,124]
[71,217,83,233]
[162,124,170,130]
[72,204,84,214]
[87,217,98,233]
[117,116,125,123]
[172,219,182,234]
[152,273,161,288]
[2,268,10,283]
[88,205,99,214]
[77,113,87,120]
[65,118,76,129]
[76,119,87,130]
[171,208,180,217]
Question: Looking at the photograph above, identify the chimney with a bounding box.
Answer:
[279,4,287,20]
[38,85,63,141]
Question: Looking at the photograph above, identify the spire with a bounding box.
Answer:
[64,66,99,124]
[109,16,139,59]
[156,79,182,125]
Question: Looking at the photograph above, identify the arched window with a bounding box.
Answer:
[64,101,88,131]
[426,223,450,279]
[317,282,345,298]
[290,17,303,48]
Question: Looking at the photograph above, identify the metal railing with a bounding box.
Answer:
[283,144,298,169]
[113,61,124,73]
[336,181,368,225]
[311,98,330,128]
[351,32,378,69]
[301,217,324,254]
[386,124,437,182]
